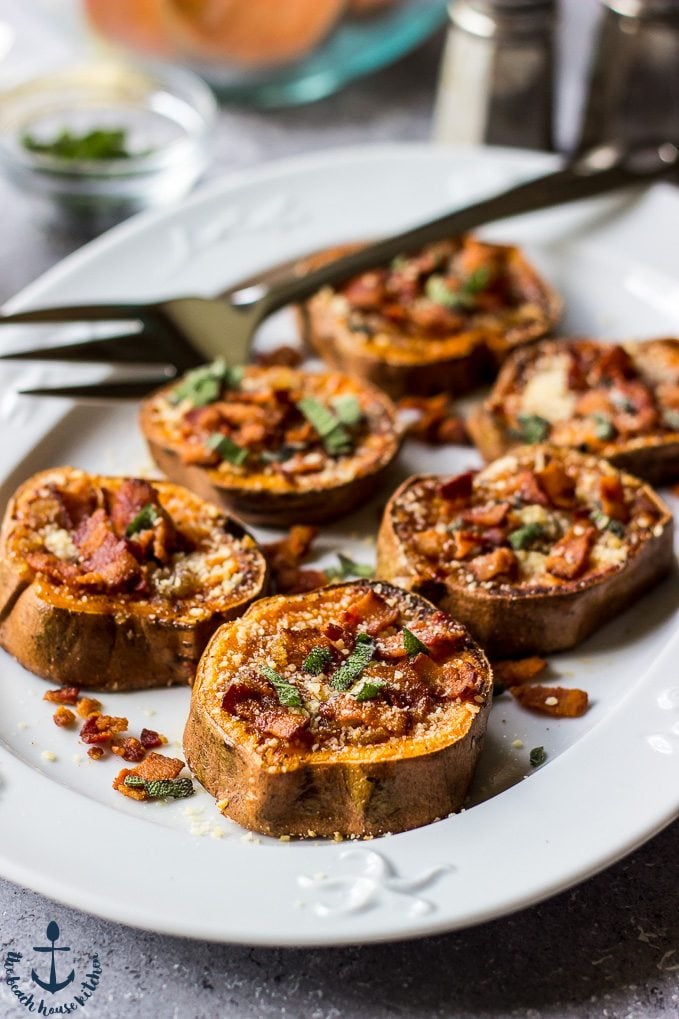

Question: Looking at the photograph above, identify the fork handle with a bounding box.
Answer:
[256,140,679,318]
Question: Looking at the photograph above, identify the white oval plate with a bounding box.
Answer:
[1,145,678,946]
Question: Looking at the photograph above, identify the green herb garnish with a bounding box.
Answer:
[330,634,375,691]
[124,775,194,799]
[592,414,617,441]
[515,413,551,444]
[125,503,159,536]
[402,627,429,657]
[207,432,248,466]
[297,397,352,457]
[325,553,374,582]
[663,409,679,431]
[22,127,137,161]
[331,395,363,427]
[425,267,490,309]
[508,522,545,550]
[590,509,625,538]
[529,746,546,767]
[353,678,385,702]
[260,665,304,709]
[170,360,243,408]
[302,646,333,675]
[610,391,636,414]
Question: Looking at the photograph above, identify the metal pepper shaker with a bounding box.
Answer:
[431,0,557,151]
[577,0,679,151]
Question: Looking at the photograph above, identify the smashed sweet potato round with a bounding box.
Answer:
[376,445,673,655]
[0,467,268,690]
[184,580,492,838]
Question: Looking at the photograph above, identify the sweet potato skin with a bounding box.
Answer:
[184,583,493,837]
[0,471,269,691]
[375,469,674,656]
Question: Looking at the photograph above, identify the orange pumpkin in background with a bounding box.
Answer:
[85,0,349,68]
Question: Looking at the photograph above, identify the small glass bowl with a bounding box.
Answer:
[0,60,217,235]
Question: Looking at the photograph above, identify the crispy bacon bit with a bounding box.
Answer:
[536,460,576,508]
[340,588,399,635]
[76,696,102,718]
[87,746,105,760]
[491,656,547,686]
[111,737,146,762]
[253,708,310,742]
[254,345,303,368]
[134,752,184,782]
[590,344,635,384]
[545,527,595,580]
[43,686,80,705]
[512,469,549,507]
[73,508,141,592]
[263,525,320,594]
[140,728,167,750]
[450,529,481,560]
[510,684,588,717]
[599,475,629,522]
[112,768,147,801]
[461,501,510,527]
[53,706,75,727]
[440,470,476,505]
[323,622,346,641]
[343,270,387,310]
[109,478,158,537]
[79,713,128,745]
[280,568,328,594]
[397,394,470,446]
[470,547,518,582]
[413,528,445,559]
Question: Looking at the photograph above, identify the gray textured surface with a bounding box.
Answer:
[0,1,678,1017]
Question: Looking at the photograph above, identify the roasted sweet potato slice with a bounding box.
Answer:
[297,236,561,399]
[184,580,492,838]
[467,337,679,484]
[376,445,673,655]
[0,467,268,690]
[140,363,401,527]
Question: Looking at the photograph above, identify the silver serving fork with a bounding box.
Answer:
[2,140,677,399]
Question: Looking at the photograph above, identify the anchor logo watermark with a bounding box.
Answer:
[3,920,103,1014]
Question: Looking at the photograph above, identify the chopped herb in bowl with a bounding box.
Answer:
[21,127,145,162]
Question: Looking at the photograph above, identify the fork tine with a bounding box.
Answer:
[0,302,146,326]
[18,377,172,400]
[0,331,169,365]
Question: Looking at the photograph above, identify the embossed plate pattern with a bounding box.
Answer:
[0,145,677,945]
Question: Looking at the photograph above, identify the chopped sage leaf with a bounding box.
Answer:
[529,746,546,767]
[260,665,304,708]
[302,646,333,675]
[610,390,636,414]
[402,627,429,657]
[425,267,490,309]
[207,432,248,466]
[297,397,352,457]
[515,413,551,444]
[22,127,136,161]
[590,509,625,538]
[170,360,242,407]
[125,503,159,536]
[325,553,374,582]
[353,678,385,702]
[124,775,194,799]
[330,634,375,691]
[592,413,617,441]
[508,522,545,550]
[331,395,363,426]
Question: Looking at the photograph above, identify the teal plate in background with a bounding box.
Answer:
[192,0,449,108]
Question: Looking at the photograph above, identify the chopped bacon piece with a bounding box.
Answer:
[73,509,141,592]
[323,622,347,642]
[536,460,576,508]
[221,677,273,717]
[253,708,310,742]
[599,475,629,522]
[108,478,157,536]
[397,394,469,446]
[25,552,79,585]
[134,752,184,782]
[263,525,319,593]
[111,737,146,762]
[53,706,75,727]
[281,568,328,594]
[611,380,658,436]
[342,270,387,310]
[140,728,166,750]
[469,547,518,582]
[113,768,147,800]
[510,684,588,717]
[255,345,303,368]
[491,656,547,686]
[76,697,101,718]
[511,470,549,507]
[412,611,466,659]
[450,530,481,560]
[415,656,482,700]
[79,713,128,745]
[413,528,445,559]
[87,746,105,760]
[545,527,595,580]
[43,686,80,705]
[340,588,399,635]
[590,344,635,385]
[439,470,476,505]
[461,501,510,527]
